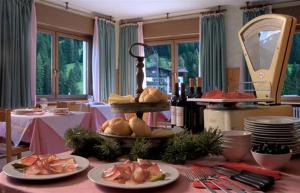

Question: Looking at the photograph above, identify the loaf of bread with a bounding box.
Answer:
[151,128,175,137]
[108,94,135,104]
[139,87,168,103]
[129,117,152,137]
[101,117,132,136]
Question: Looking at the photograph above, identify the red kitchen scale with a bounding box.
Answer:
[188,14,297,131]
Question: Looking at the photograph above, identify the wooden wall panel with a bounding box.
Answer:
[143,18,199,40]
[36,3,94,35]
[227,68,240,92]
[273,6,300,24]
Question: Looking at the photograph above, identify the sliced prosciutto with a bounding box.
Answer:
[16,155,78,175]
[102,159,165,184]
[202,89,256,99]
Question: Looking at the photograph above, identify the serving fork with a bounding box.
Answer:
[181,169,217,193]
[193,167,254,193]
[182,169,247,193]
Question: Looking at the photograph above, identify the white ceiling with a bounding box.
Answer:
[42,0,291,20]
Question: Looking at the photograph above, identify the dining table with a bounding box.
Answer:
[0,111,92,154]
[0,152,300,193]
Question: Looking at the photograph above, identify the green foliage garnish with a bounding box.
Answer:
[64,127,222,164]
[93,138,121,161]
[129,138,152,161]
[12,163,28,169]
[161,132,195,164]
[64,127,120,159]
[192,128,223,156]
[161,129,222,164]
[64,127,102,150]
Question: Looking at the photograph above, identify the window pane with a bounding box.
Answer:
[282,32,300,96]
[145,44,172,93]
[36,32,52,95]
[176,41,199,88]
[58,36,88,95]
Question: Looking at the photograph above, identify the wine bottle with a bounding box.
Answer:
[195,77,202,98]
[188,78,195,98]
[195,77,204,132]
[170,83,179,128]
[176,83,186,127]
[186,78,194,131]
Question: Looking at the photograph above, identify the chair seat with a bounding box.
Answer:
[0,108,30,163]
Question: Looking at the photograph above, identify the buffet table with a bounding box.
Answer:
[0,153,300,193]
[0,112,92,154]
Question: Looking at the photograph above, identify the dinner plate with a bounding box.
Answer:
[245,116,300,125]
[12,109,36,115]
[3,155,89,180]
[88,163,180,189]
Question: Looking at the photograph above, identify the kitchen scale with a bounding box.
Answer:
[188,14,297,131]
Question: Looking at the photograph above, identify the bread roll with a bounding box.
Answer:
[139,87,168,103]
[109,117,132,136]
[129,117,152,137]
[151,129,175,137]
[103,127,114,135]
[101,120,110,132]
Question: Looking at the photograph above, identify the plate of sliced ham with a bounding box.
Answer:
[87,159,179,189]
[3,154,89,180]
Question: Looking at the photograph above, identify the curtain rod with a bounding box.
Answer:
[200,6,226,15]
[240,0,300,10]
[93,12,115,23]
[240,1,271,10]
[120,18,142,25]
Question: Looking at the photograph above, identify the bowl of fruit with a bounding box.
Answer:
[251,143,292,170]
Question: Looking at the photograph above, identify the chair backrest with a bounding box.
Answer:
[0,109,12,162]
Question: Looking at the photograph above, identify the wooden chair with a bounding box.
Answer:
[0,109,29,163]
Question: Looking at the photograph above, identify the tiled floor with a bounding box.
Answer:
[0,151,32,172]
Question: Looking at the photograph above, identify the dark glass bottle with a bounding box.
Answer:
[188,78,195,98]
[170,83,179,127]
[176,83,187,127]
[195,77,203,98]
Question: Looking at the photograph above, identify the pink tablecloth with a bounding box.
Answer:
[0,112,92,154]
[0,153,300,193]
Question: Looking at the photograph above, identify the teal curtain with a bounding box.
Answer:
[98,19,116,100]
[119,24,138,95]
[0,0,33,108]
[242,6,271,90]
[200,14,227,92]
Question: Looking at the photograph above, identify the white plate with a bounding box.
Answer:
[187,98,273,103]
[245,116,300,125]
[88,163,179,189]
[3,155,89,180]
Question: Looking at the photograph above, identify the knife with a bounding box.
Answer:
[213,167,271,191]
[216,166,275,186]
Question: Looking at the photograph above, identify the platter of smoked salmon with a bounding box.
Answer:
[87,159,179,189]
[3,154,89,180]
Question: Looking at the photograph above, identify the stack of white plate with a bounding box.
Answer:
[244,116,300,154]
[222,130,252,161]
